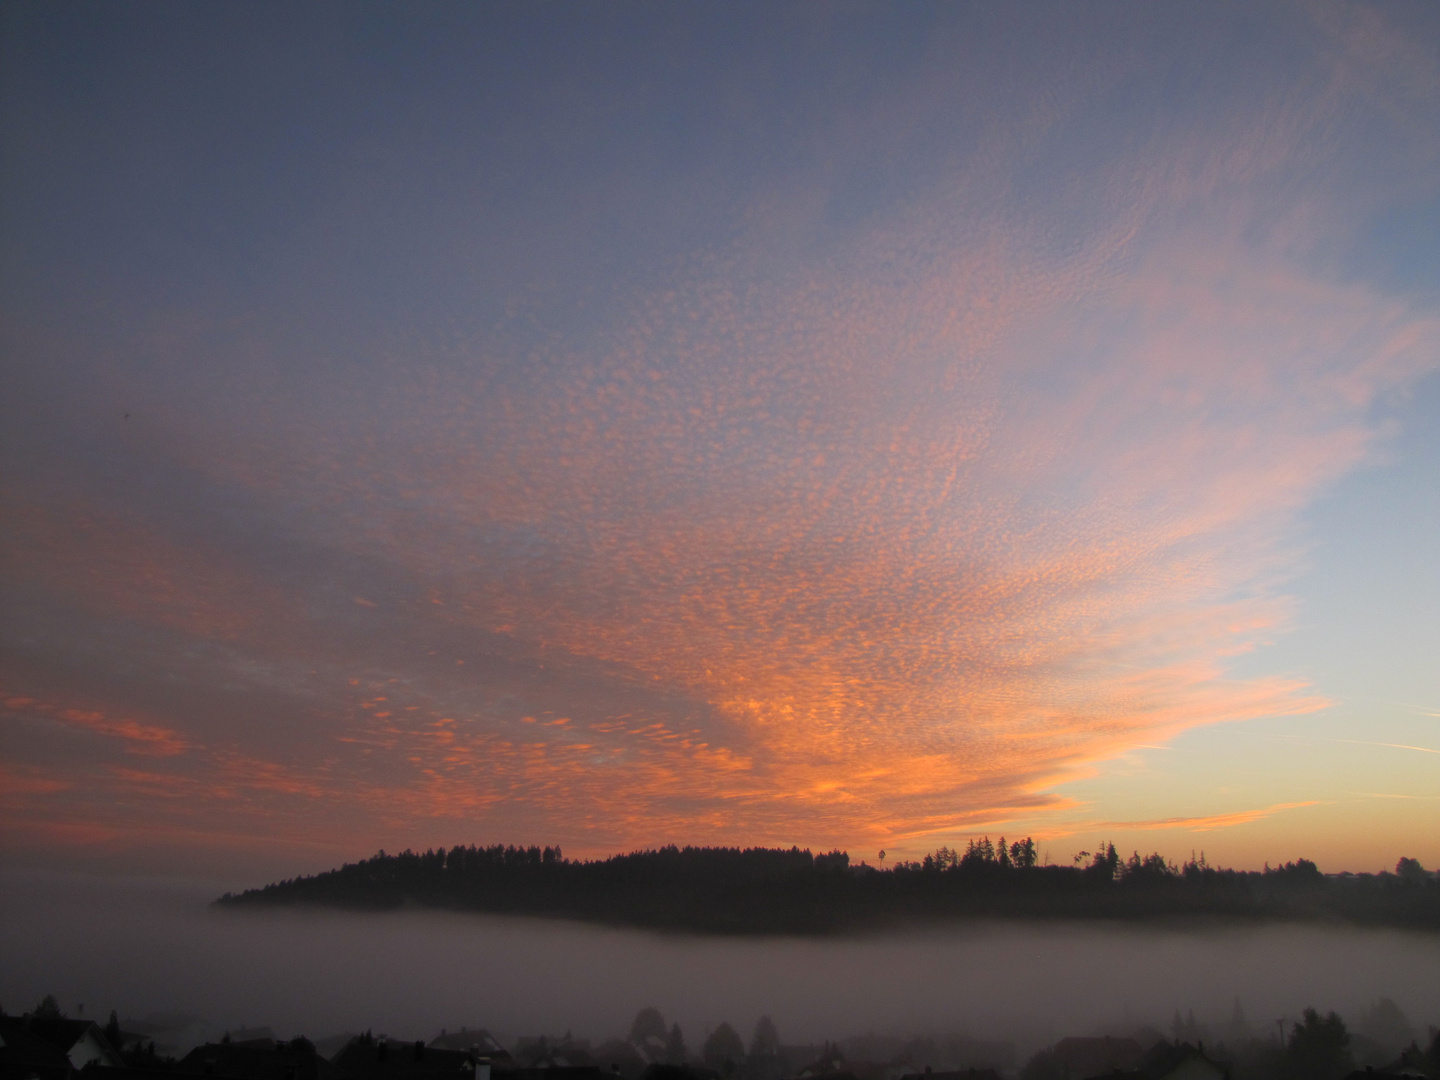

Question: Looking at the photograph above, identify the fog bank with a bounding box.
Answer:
[3,869,1437,1054]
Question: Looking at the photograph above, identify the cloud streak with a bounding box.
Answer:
[1088,802,1325,835]
[3,694,191,757]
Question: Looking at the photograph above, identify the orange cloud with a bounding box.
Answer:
[4,692,191,756]
[0,762,72,798]
[1089,802,1324,834]
[300,225,1421,854]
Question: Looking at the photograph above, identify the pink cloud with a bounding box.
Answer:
[4,693,192,756]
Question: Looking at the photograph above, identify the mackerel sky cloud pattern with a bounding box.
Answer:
[2,3,1438,871]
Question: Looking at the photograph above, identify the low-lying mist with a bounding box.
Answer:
[3,868,1437,1057]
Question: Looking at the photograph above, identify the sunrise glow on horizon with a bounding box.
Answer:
[2,2,1438,883]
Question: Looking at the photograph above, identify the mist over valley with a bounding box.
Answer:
[4,868,1437,1063]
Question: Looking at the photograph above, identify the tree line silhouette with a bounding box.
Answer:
[215,843,1438,934]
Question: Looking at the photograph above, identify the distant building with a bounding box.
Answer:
[790,1043,861,1080]
[331,1035,476,1080]
[24,1020,126,1072]
[633,1039,667,1069]
[229,1033,279,1046]
[591,1039,648,1080]
[1081,1042,1227,1080]
[510,1038,596,1071]
[1,1015,78,1080]
[1054,1039,1145,1080]
[1137,1043,1227,1080]
[428,1033,510,1064]
[0,1015,126,1080]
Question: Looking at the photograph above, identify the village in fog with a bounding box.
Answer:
[4,994,1438,1080]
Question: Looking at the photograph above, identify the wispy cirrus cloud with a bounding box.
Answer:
[3,693,192,757]
[1085,802,1325,835]
[1334,740,1439,755]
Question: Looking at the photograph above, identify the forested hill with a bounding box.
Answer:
[214,842,1440,935]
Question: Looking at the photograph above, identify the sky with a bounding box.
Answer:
[2,1,1438,884]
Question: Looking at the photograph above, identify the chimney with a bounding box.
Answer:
[476,1057,492,1080]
